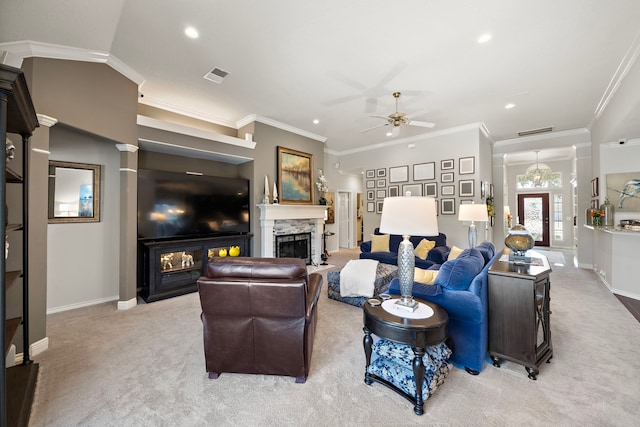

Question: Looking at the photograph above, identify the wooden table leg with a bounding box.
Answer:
[363,327,373,385]
[412,346,426,415]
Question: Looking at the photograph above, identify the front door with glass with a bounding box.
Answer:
[517,193,550,247]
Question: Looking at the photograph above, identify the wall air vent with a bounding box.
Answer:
[517,126,554,137]
[204,67,229,84]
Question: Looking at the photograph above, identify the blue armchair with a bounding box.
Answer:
[388,241,498,374]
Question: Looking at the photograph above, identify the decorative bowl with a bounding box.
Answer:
[505,225,534,254]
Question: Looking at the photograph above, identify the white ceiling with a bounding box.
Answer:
[2,0,640,157]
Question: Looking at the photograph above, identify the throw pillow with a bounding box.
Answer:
[414,239,436,260]
[448,245,464,260]
[370,233,390,252]
[414,267,439,285]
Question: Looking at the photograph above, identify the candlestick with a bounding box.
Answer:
[273,182,279,204]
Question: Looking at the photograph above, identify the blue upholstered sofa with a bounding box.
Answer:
[388,241,499,375]
[360,228,449,270]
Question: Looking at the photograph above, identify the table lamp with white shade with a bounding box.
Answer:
[458,203,489,248]
[379,196,439,311]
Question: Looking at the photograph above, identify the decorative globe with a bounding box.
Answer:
[505,224,534,255]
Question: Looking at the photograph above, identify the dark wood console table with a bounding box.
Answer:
[138,234,252,302]
[363,297,448,415]
[488,249,553,380]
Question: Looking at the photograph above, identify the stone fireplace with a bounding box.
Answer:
[257,204,327,265]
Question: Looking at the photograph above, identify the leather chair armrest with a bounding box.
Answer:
[306,273,323,319]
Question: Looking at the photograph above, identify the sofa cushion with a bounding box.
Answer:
[414,239,436,260]
[434,248,484,291]
[447,245,464,260]
[475,241,496,264]
[414,268,439,285]
[360,251,397,265]
[370,234,390,252]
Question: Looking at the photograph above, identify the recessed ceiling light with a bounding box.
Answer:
[386,131,393,137]
[477,33,492,44]
[505,103,516,109]
[313,119,319,124]
[185,26,199,39]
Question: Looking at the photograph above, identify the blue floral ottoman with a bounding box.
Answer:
[327,263,398,307]
[367,339,452,400]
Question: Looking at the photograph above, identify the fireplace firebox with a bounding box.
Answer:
[276,232,312,265]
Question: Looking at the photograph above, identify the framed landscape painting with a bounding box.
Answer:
[277,146,313,204]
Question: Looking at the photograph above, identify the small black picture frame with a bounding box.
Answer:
[459,179,474,197]
[441,159,454,170]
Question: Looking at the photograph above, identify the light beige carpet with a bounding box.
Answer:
[28,248,640,426]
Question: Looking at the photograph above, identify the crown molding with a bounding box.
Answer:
[37,114,58,127]
[0,40,145,85]
[494,128,590,147]
[590,29,640,127]
[335,122,488,156]
[115,143,139,153]
[237,114,327,143]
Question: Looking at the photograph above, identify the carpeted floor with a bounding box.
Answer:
[28,247,640,426]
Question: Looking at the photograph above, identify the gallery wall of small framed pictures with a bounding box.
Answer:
[364,156,485,216]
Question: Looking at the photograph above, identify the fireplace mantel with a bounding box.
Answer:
[257,204,327,264]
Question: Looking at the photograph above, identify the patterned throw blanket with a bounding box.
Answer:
[340,259,379,297]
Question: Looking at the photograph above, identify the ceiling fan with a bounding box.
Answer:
[361,92,435,136]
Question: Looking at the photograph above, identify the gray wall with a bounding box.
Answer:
[47,125,121,311]
[338,126,484,249]
[249,122,325,256]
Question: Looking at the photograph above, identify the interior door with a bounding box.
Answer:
[338,191,350,248]
[517,193,550,247]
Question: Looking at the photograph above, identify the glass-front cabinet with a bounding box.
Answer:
[138,234,252,302]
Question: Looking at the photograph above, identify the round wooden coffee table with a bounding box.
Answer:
[363,296,448,415]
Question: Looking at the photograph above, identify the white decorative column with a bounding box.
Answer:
[257,204,328,265]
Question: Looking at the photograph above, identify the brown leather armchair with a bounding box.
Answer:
[197,257,323,383]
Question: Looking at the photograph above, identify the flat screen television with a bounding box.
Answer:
[137,168,250,240]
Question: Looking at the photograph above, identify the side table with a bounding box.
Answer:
[363,296,448,415]
[488,249,553,380]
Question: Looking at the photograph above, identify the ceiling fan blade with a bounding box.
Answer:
[407,119,436,128]
[360,122,389,133]
[369,114,390,120]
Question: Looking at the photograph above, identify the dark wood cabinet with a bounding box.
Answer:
[488,250,553,380]
[1,64,40,427]
[138,234,252,302]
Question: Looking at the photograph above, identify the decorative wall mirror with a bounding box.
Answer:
[48,161,101,223]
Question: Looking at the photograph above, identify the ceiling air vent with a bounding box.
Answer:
[517,126,554,137]
[204,67,229,84]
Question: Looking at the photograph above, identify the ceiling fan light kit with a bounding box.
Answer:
[361,92,435,134]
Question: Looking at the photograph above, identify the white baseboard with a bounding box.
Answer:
[578,262,593,269]
[47,295,119,314]
[612,288,640,301]
[117,297,137,311]
[14,336,49,364]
